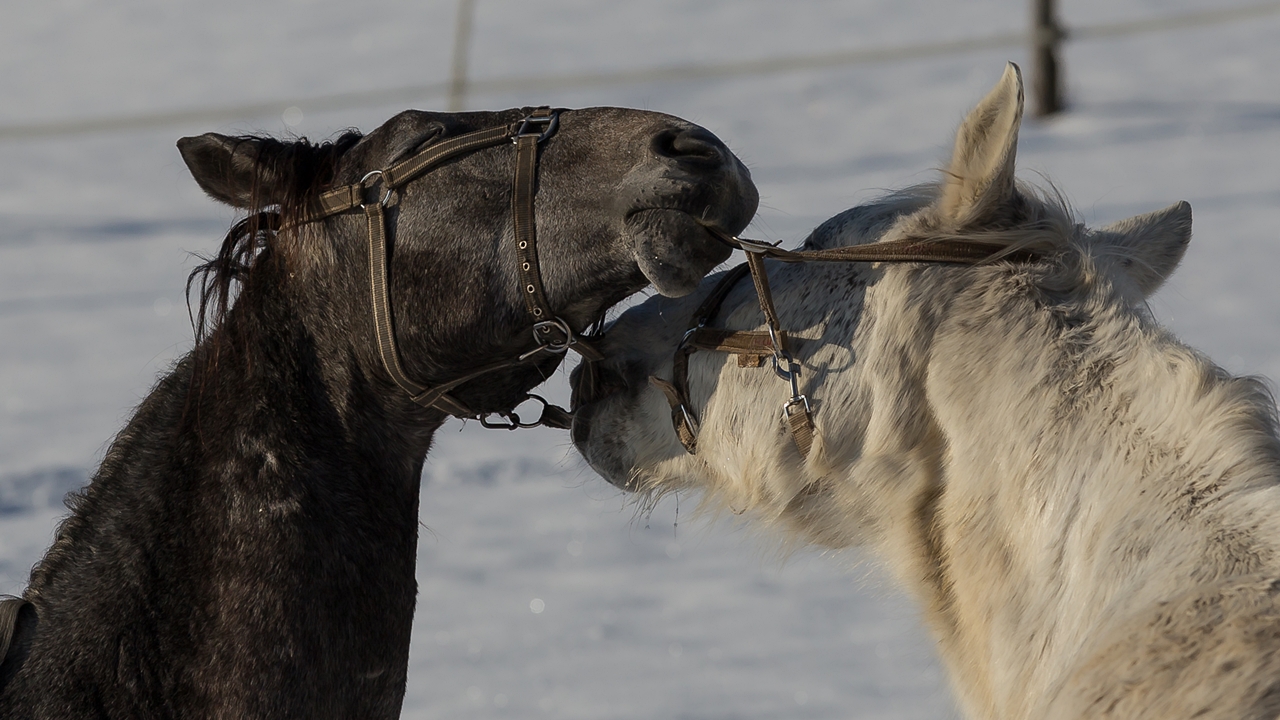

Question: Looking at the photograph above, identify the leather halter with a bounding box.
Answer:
[303,107,601,429]
[649,230,1039,457]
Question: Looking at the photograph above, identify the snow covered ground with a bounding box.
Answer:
[1,1,1278,717]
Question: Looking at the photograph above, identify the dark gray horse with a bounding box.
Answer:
[0,106,756,719]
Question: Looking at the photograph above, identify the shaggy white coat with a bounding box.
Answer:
[574,64,1280,719]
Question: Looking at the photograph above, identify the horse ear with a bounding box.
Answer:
[1096,201,1193,296]
[937,63,1024,225]
[177,133,284,209]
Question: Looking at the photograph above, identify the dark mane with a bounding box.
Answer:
[185,131,363,345]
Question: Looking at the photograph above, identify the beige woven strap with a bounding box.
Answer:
[785,400,815,457]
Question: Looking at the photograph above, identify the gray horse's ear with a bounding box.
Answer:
[177,133,283,209]
[938,63,1024,226]
[1096,201,1193,296]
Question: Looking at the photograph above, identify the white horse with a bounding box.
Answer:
[570,64,1280,720]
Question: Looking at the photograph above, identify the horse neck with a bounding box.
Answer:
[911,278,1280,719]
[11,276,436,714]
[201,259,441,458]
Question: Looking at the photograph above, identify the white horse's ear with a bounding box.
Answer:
[938,63,1024,225]
[1096,201,1193,296]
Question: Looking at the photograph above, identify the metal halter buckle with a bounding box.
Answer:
[513,111,559,143]
[479,394,553,430]
[517,318,575,361]
[359,170,393,208]
[679,319,707,350]
[528,317,574,354]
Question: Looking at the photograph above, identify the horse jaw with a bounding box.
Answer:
[624,209,735,297]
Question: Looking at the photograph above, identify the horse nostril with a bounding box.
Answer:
[652,127,726,169]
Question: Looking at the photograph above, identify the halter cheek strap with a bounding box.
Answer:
[303,107,601,429]
[650,230,1039,458]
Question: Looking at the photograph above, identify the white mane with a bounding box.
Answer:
[574,64,1280,719]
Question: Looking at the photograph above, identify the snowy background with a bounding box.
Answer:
[2,1,1279,717]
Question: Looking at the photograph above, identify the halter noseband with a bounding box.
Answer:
[649,230,1039,458]
[303,107,601,430]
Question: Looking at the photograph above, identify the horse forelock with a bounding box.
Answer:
[186,131,364,346]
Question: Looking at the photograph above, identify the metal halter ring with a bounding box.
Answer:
[514,111,560,143]
[766,325,798,380]
[531,317,575,353]
[678,320,706,350]
[359,170,393,208]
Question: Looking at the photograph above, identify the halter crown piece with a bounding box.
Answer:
[302,107,601,431]
[649,229,1039,458]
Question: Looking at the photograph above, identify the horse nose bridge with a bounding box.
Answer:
[650,126,730,170]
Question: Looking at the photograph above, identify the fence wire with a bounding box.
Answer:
[2,0,1278,141]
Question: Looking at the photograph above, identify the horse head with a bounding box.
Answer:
[571,65,1194,549]
[177,107,757,423]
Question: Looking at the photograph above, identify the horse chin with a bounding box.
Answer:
[568,368,639,491]
[626,209,733,297]
[570,405,634,491]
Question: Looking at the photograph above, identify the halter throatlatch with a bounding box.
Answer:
[302,107,601,430]
[650,229,1039,458]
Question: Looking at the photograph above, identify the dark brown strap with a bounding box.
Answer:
[307,123,519,222]
[652,257,821,458]
[365,202,474,416]
[709,229,1037,266]
[744,251,781,334]
[649,376,699,453]
[513,108,557,331]
[689,263,751,329]
[346,109,590,427]
[367,199,551,418]
[648,265,756,456]
[742,250,814,456]
[538,403,575,430]
[686,327,774,355]
[651,230,1040,459]
[382,123,516,189]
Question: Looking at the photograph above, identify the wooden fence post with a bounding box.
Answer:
[448,0,476,112]
[1031,0,1065,116]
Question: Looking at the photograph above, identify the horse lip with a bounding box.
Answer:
[622,207,739,249]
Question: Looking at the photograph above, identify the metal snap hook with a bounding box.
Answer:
[781,394,811,422]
